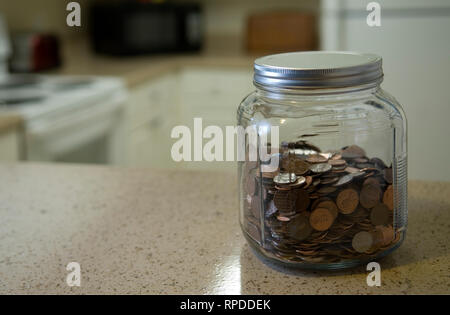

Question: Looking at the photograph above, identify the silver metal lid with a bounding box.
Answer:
[254,51,383,89]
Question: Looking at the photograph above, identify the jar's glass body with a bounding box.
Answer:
[238,85,407,269]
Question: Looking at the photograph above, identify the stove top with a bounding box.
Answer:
[0,74,125,121]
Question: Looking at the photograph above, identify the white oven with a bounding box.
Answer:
[0,75,127,165]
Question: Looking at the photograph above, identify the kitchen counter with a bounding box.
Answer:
[49,36,256,88]
[0,163,449,294]
[0,114,21,134]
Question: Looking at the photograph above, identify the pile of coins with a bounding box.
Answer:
[242,143,400,264]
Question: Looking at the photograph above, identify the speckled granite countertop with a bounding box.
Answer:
[0,163,449,294]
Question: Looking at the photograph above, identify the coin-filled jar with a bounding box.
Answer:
[238,51,407,269]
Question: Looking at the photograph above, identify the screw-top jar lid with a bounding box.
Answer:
[254,51,383,89]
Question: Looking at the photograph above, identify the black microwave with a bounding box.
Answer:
[89,2,203,55]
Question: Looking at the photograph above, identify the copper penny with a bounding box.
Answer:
[293,159,310,175]
[352,231,374,253]
[317,200,339,219]
[384,168,393,184]
[295,189,310,212]
[303,176,313,188]
[375,225,394,246]
[328,159,346,167]
[276,215,291,222]
[341,145,366,159]
[383,185,394,211]
[336,188,359,214]
[331,153,342,160]
[317,186,337,195]
[287,215,313,241]
[345,166,360,174]
[360,184,382,208]
[363,177,380,187]
[370,203,391,226]
[273,190,296,213]
[306,154,328,164]
[309,207,334,231]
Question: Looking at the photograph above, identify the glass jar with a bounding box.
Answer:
[238,52,407,269]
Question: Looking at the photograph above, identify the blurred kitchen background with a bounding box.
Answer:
[0,0,449,181]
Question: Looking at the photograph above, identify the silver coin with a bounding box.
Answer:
[319,152,333,160]
[350,171,365,178]
[309,163,332,173]
[332,174,354,186]
[290,176,306,187]
[273,172,297,184]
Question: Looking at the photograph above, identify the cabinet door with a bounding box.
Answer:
[0,130,20,161]
[126,74,178,167]
[127,74,176,132]
[178,68,254,127]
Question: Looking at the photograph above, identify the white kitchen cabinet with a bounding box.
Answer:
[178,67,254,128]
[176,67,253,172]
[125,73,179,169]
[125,67,254,172]
[0,129,20,161]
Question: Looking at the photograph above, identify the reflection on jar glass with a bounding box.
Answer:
[238,51,407,270]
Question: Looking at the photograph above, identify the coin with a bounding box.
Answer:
[370,157,387,169]
[287,215,313,241]
[360,184,381,208]
[273,173,297,184]
[383,185,394,211]
[328,159,346,167]
[289,176,306,188]
[321,176,339,185]
[303,176,313,188]
[352,231,374,253]
[293,159,311,175]
[384,168,393,184]
[370,203,391,226]
[345,166,360,173]
[277,215,291,222]
[310,163,332,173]
[336,188,359,214]
[317,200,339,219]
[309,207,334,231]
[306,154,328,164]
[273,190,296,213]
[363,177,380,187]
[247,140,401,264]
[332,174,353,187]
[341,145,366,159]
[331,153,342,160]
[375,225,394,246]
[295,189,310,212]
[317,186,337,195]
